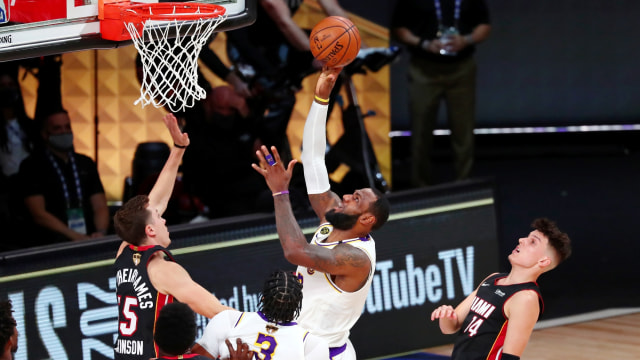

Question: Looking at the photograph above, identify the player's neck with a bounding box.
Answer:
[329,227,367,242]
[503,268,540,285]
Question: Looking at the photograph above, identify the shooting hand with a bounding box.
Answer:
[315,67,342,100]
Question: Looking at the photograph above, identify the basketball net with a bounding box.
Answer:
[124,7,226,113]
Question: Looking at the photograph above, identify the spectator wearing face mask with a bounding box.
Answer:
[16,107,110,245]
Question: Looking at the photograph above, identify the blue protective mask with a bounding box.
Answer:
[48,133,74,151]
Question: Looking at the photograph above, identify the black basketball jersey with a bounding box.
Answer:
[451,273,543,360]
[114,245,175,360]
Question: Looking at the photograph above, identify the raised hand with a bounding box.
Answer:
[251,145,297,194]
[163,113,190,148]
[315,67,343,100]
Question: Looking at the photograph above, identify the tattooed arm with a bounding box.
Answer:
[252,145,371,291]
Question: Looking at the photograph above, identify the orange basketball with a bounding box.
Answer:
[309,16,361,68]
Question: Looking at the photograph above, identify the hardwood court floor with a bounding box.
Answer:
[422,311,640,360]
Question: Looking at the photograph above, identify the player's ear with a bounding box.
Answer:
[537,256,551,269]
[360,213,376,227]
[145,224,155,237]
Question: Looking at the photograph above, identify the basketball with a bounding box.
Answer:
[309,16,361,68]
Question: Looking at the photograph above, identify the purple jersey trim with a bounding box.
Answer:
[256,311,298,326]
[329,343,347,358]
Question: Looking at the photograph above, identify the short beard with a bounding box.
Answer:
[325,209,359,230]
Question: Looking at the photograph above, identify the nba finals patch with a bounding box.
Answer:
[316,225,332,241]
[133,253,141,266]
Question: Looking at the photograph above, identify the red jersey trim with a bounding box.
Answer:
[486,320,508,360]
[129,244,156,251]
[153,292,174,357]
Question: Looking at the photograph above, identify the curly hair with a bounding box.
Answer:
[153,302,196,356]
[259,270,303,324]
[114,195,151,245]
[532,218,572,264]
[0,300,16,349]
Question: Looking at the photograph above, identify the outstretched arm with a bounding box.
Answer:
[260,0,310,51]
[300,67,343,222]
[148,255,230,319]
[147,113,189,215]
[316,0,368,48]
[316,0,350,18]
[251,146,369,278]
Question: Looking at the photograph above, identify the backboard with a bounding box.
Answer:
[0,0,256,62]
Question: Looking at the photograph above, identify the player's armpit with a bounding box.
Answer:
[304,333,330,360]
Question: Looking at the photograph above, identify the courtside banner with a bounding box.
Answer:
[0,180,499,360]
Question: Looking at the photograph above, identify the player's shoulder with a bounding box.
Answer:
[505,289,541,319]
[513,288,540,300]
[147,251,180,271]
[482,272,501,283]
[215,309,242,318]
[210,309,246,329]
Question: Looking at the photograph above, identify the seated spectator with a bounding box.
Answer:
[14,55,108,246]
[153,302,254,360]
[17,108,110,245]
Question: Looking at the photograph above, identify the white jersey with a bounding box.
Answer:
[196,310,328,360]
[296,223,376,351]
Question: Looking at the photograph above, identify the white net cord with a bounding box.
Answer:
[125,9,226,113]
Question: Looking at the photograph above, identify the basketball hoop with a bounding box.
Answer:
[102,2,227,113]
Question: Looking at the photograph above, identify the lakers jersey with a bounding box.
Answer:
[114,245,175,360]
[296,223,376,347]
[197,310,328,360]
[451,273,543,360]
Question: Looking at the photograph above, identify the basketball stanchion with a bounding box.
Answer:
[101,2,227,112]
